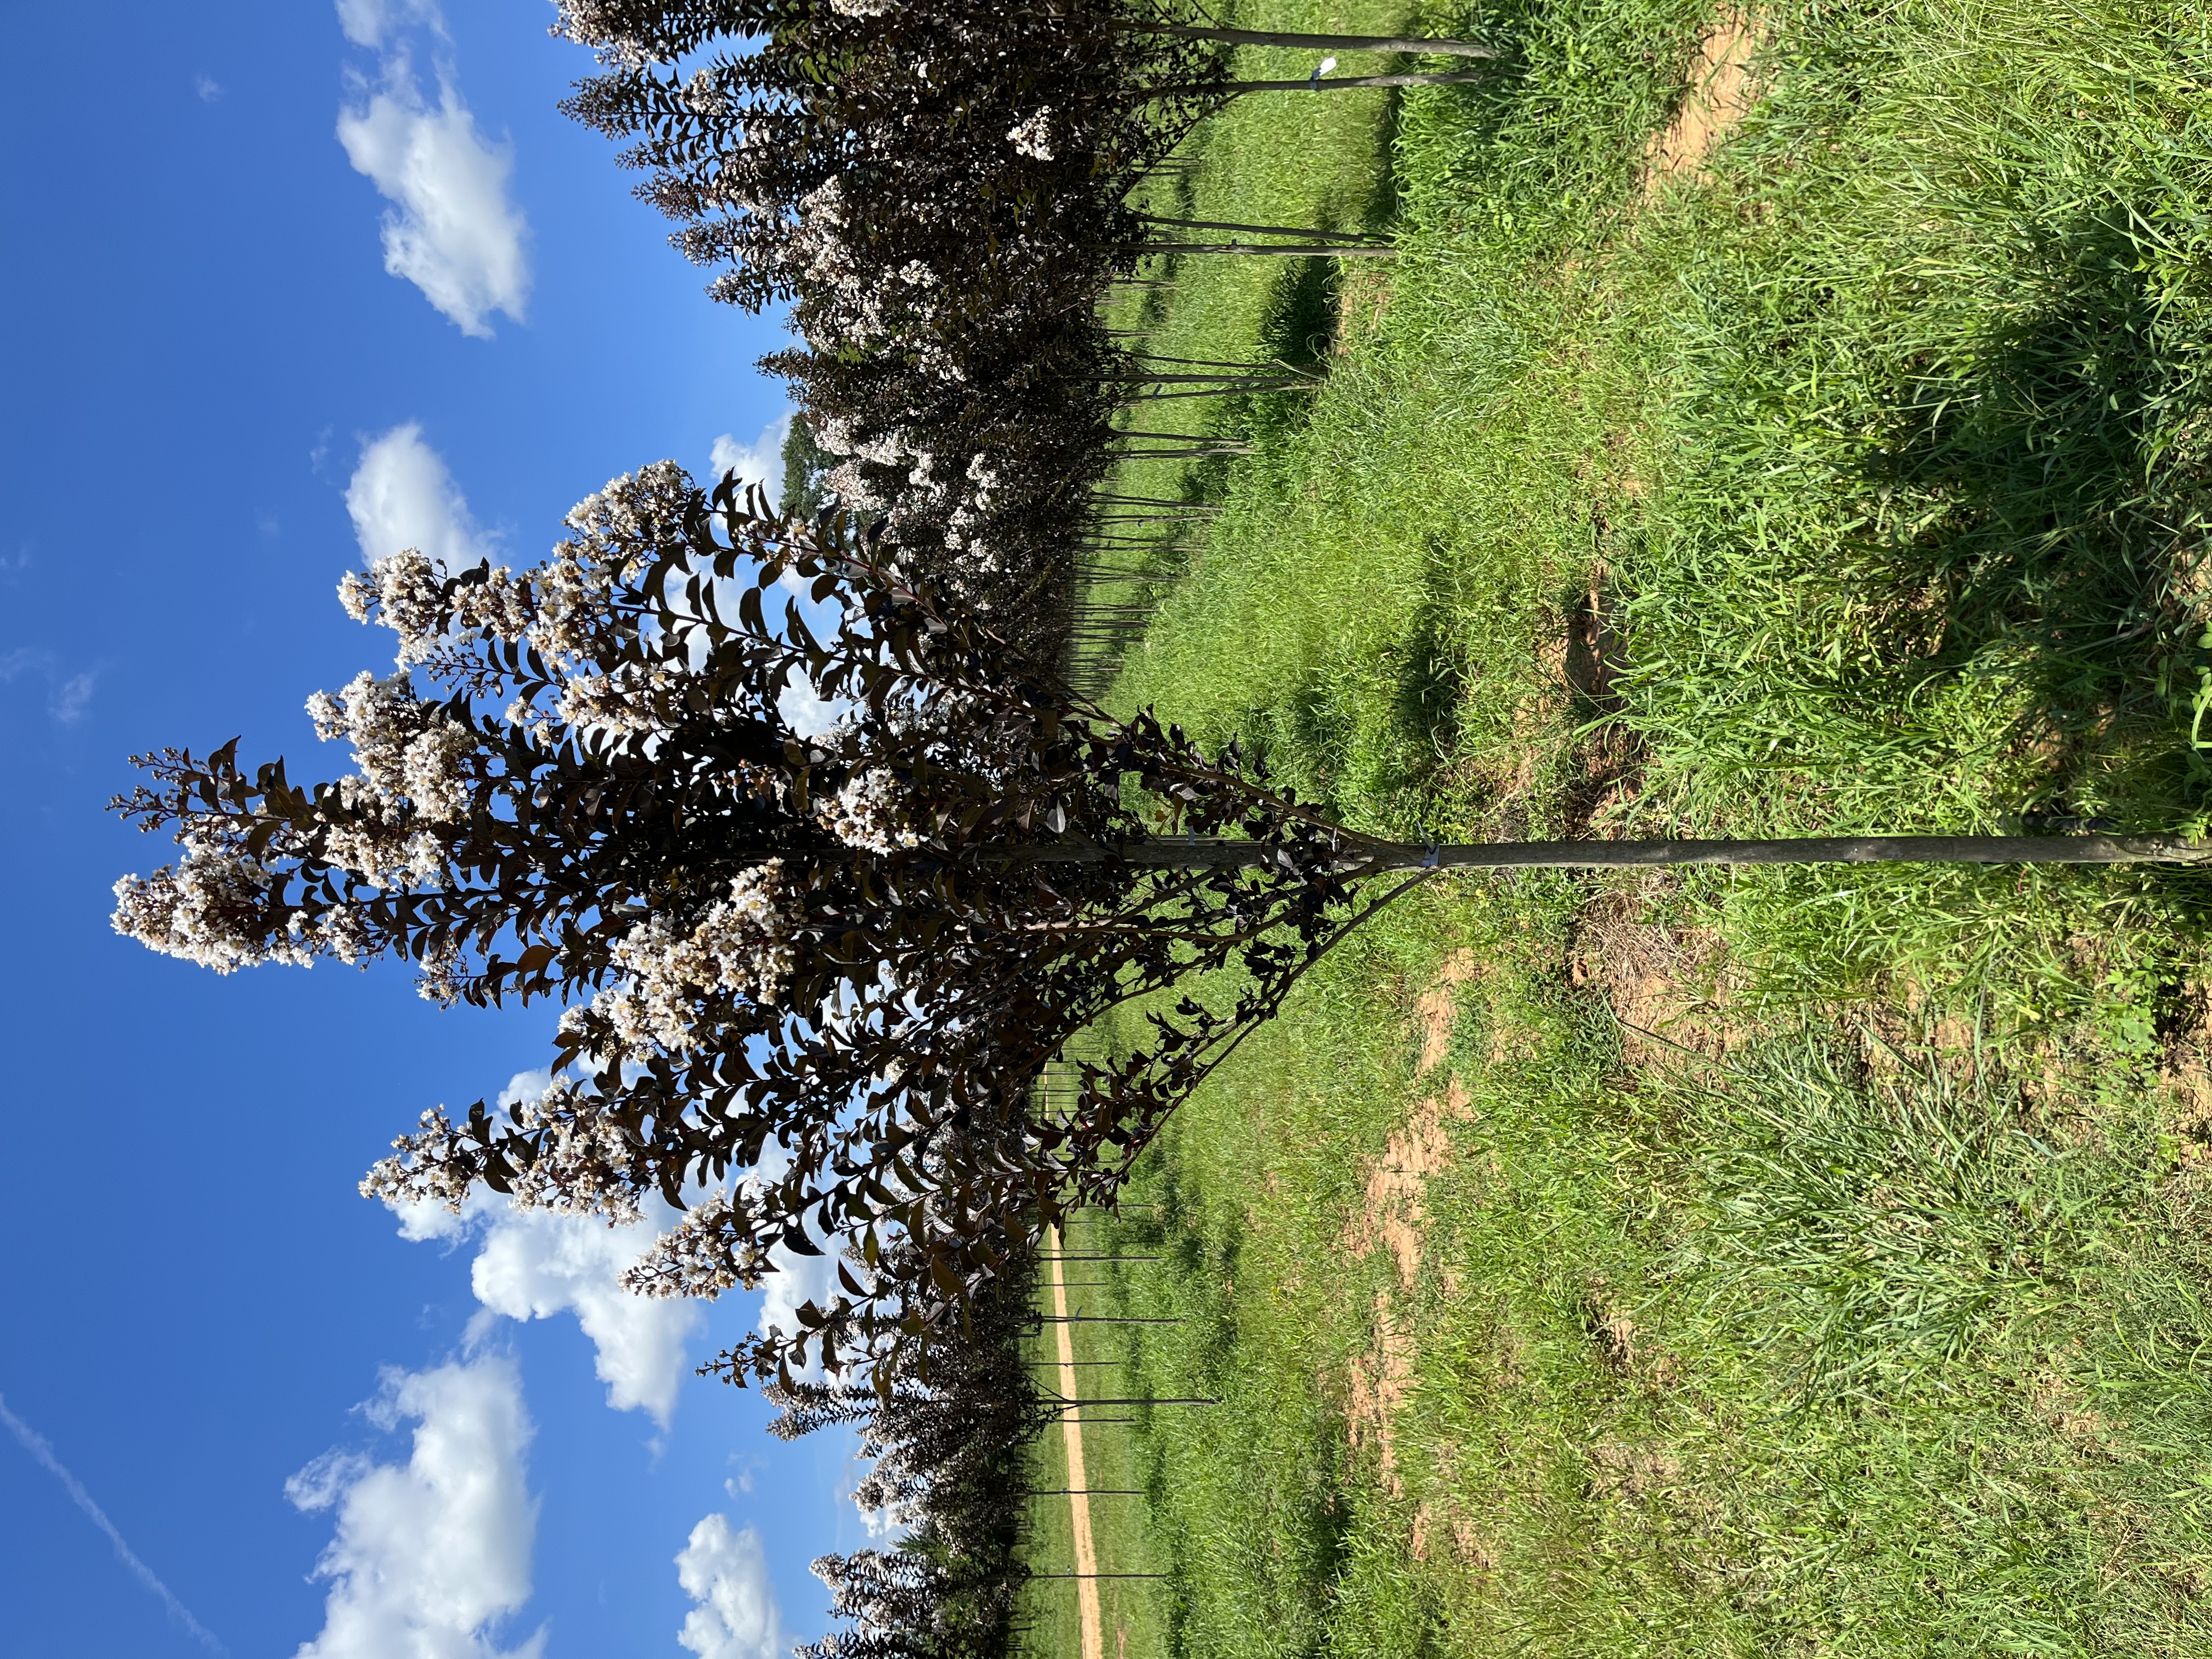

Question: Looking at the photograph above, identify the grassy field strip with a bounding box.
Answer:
[1048,1227,1106,1659]
[1037,0,2212,1652]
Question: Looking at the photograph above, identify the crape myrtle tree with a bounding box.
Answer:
[766,1235,1046,1659]
[554,0,1199,638]
[546,1,1507,642]
[107,462,1461,1389]
[111,464,2210,1389]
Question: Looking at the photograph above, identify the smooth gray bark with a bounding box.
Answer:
[1131,240,1396,255]
[1114,22,1499,58]
[1215,69,1496,92]
[1007,834,2212,870]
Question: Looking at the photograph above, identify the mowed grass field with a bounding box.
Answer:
[1015,1,2212,1656]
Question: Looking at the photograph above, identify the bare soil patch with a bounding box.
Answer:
[1047,1229,1105,1659]
[1351,1096,1458,1289]
[1568,881,1737,1059]
[1588,1440,1684,1503]
[1641,10,1763,194]
[1347,953,1483,1286]
[1334,266,1393,353]
[1345,1290,1418,1493]
[1583,1278,1640,1373]
[1414,948,1480,1073]
[1557,567,1644,838]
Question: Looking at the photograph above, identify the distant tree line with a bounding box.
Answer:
[551,0,1500,648]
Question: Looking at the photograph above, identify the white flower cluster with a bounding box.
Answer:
[557,664,683,738]
[531,460,691,663]
[359,1106,474,1211]
[599,862,804,1052]
[360,1081,643,1224]
[623,1190,742,1297]
[1006,109,1055,161]
[508,1078,644,1223]
[110,834,306,974]
[684,67,728,116]
[416,940,467,1007]
[339,548,533,667]
[815,768,924,855]
[308,670,478,819]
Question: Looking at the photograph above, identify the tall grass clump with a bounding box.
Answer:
[1622,0,2212,1012]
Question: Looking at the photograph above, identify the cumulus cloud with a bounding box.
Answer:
[345,423,493,571]
[385,1070,703,1425]
[336,49,528,337]
[335,0,444,49]
[708,415,792,503]
[733,1139,843,1375]
[777,664,844,742]
[468,1206,702,1425]
[388,1075,840,1410]
[675,1515,783,1659]
[289,1357,543,1659]
[756,1238,840,1370]
[50,672,96,725]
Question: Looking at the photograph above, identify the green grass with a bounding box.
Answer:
[1020,0,2212,1653]
[1015,1271,1176,1659]
[1073,943,2212,1656]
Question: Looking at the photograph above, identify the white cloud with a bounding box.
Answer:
[777,664,843,742]
[0,650,100,726]
[709,415,792,504]
[335,0,444,50]
[387,1076,837,1413]
[195,74,224,103]
[468,1205,702,1425]
[337,56,528,337]
[756,1238,839,1372]
[675,1515,783,1659]
[735,1140,843,1378]
[50,672,95,725]
[345,423,492,570]
[289,1358,544,1659]
[383,1069,702,1425]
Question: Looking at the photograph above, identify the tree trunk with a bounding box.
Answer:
[1127,354,1311,370]
[1212,69,1496,93]
[1136,215,1384,243]
[1130,385,1317,399]
[1015,833,2212,870]
[1111,22,1499,59]
[1130,240,1396,256]
[1108,431,1245,443]
[1091,371,1312,383]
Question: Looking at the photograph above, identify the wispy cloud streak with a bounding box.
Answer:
[0,1393,227,1655]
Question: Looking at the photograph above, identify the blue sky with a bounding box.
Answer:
[0,3,859,1656]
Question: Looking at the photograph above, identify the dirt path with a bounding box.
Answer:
[1048,1227,1104,1659]
[1641,9,1762,193]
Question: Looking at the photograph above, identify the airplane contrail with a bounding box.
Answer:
[0,1392,228,1655]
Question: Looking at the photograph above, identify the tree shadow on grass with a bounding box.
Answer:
[1858,200,2212,831]
[1651,189,2212,857]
